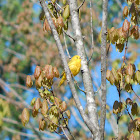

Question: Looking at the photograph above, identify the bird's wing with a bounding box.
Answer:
[69,64,79,76]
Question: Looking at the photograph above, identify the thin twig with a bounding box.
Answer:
[131,88,140,100]
[62,113,76,140]
[2,117,57,138]
[63,29,75,42]
[54,2,64,11]
[61,126,70,140]
[0,94,23,108]
[71,74,87,94]
[88,0,95,64]
[10,83,34,92]
[63,31,71,59]
[3,126,58,140]
[0,78,31,109]
[77,0,85,10]
[54,130,64,136]
[125,107,133,121]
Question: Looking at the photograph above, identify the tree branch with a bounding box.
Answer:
[39,0,96,136]
[100,0,108,139]
[3,126,59,140]
[0,78,31,108]
[68,0,100,139]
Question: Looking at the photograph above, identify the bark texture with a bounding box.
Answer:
[100,0,108,139]
[68,0,100,139]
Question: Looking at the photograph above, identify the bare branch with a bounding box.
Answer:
[0,94,23,108]
[63,31,71,59]
[5,48,26,59]
[0,78,31,108]
[63,29,76,42]
[100,0,108,139]
[77,0,85,10]
[10,83,34,92]
[3,126,59,140]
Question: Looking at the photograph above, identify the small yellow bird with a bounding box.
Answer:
[58,55,81,87]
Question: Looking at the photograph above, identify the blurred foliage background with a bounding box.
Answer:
[0,0,139,139]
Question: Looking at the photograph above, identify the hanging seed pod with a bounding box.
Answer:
[39,119,46,131]
[123,6,129,18]
[125,84,132,92]
[54,97,61,107]
[53,67,59,78]
[109,71,115,85]
[63,5,70,20]
[41,99,48,117]
[45,65,54,80]
[35,75,43,89]
[60,101,67,112]
[63,0,67,5]
[111,68,119,82]
[31,98,36,106]
[65,110,71,119]
[26,75,33,88]
[48,116,58,132]
[116,43,124,52]
[122,19,130,32]
[135,118,140,131]
[126,98,133,105]
[34,98,42,112]
[57,16,64,27]
[52,18,59,29]
[106,70,111,81]
[126,63,135,77]
[132,26,139,40]
[135,71,140,84]
[34,66,41,79]
[21,108,30,126]
[125,75,131,84]
[32,107,38,117]
[131,102,138,116]
[117,27,127,44]
[43,19,51,32]
[128,120,136,132]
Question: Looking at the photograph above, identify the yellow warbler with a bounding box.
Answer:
[58,55,81,87]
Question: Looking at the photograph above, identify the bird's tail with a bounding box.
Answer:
[58,74,66,87]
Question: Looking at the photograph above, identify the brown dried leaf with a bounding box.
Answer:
[122,19,130,32]
[21,108,30,126]
[26,75,33,88]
